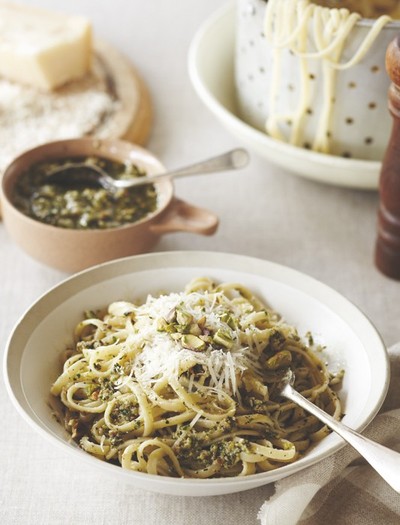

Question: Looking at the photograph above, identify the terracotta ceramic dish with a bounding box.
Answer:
[0,139,218,273]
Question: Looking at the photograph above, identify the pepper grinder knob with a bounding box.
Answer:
[375,35,400,279]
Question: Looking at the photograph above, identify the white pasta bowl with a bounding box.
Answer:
[3,251,389,496]
[188,3,383,190]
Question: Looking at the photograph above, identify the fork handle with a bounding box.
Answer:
[115,148,249,188]
[282,384,400,493]
[161,148,249,178]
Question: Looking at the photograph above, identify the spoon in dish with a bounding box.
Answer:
[45,148,249,191]
[279,369,400,493]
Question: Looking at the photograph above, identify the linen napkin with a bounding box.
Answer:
[258,343,400,525]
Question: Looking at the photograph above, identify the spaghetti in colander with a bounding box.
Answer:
[264,0,396,153]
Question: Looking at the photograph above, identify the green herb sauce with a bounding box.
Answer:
[13,156,158,230]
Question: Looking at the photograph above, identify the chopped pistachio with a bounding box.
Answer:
[176,309,193,326]
[165,308,177,323]
[219,312,236,329]
[265,350,292,370]
[213,329,234,349]
[157,318,169,331]
[197,316,206,329]
[157,318,176,333]
[189,323,202,336]
[181,334,206,351]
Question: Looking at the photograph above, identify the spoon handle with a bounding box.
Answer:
[116,148,249,188]
[281,383,400,493]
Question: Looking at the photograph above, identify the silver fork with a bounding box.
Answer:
[279,369,400,493]
[45,148,250,191]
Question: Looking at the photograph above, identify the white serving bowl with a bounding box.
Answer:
[188,3,382,190]
[235,0,400,162]
[4,251,389,496]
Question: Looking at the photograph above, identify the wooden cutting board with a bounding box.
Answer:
[92,39,152,145]
[0,39,152,176]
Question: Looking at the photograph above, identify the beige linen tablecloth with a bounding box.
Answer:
[2,1,400,524]
[258,343,400,525]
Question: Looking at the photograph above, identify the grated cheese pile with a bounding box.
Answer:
[109,290,264,396]
[0,54,121,174]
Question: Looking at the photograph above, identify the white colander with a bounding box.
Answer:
[235,0,400,161]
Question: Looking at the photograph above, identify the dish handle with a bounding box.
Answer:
[149,197,218,236]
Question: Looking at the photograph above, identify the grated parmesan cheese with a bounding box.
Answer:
[0,52,121,175]
[117,291,263,396]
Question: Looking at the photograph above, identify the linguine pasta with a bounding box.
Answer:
[50,277,343,478]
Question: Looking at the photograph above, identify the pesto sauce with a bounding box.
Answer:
[13,156,158,230]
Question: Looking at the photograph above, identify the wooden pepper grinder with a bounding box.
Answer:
[375,35,400,279]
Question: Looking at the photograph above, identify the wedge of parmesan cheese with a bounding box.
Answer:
[0,2,92,90]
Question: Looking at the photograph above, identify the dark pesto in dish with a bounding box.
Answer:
[12,156,158,230]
